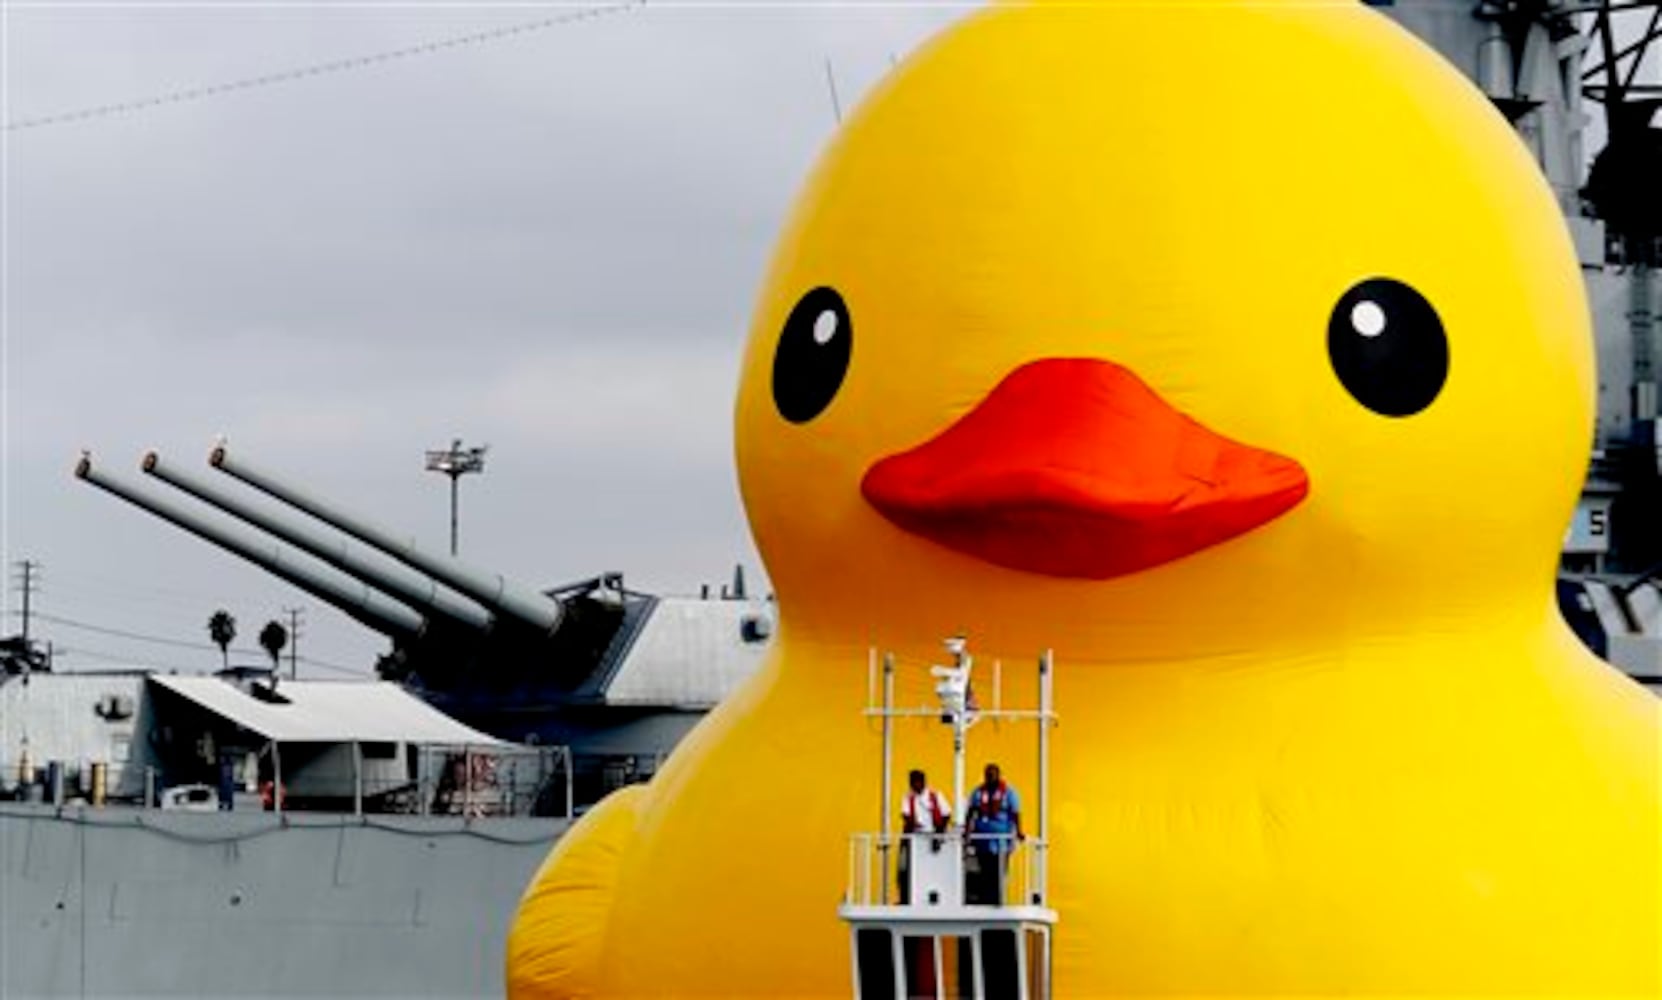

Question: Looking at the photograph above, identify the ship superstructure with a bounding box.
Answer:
[1377,0,1662,691]
[72,444,773,802]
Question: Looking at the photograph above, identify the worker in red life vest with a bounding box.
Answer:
[259,779,286,812]
[965,762,1024,905]
[898,768,951,904]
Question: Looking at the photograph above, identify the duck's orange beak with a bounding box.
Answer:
[861,358,1309,579]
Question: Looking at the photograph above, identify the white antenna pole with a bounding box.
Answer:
[953,713,967,823]
[1037,649,1054,905]
[950,642,970,820]
[879,651,895,905]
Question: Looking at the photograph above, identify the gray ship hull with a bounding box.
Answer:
[0,805,565,998]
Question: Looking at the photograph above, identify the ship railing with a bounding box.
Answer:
[0,756,159,807]
[845,831,1049,910]
[410,743,573,818]
[0,746,575,819]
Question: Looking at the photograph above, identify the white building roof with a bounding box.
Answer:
[148,675,506,745]
[603,597,771,708]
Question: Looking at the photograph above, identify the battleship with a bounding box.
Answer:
[2,447,772,997]
[1383,0,1660,693]
[4,1,1660,997]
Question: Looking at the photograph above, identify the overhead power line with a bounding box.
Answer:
[297,655,375,678]
[53,645,194,671]
[45,578,226,614]
[46,565,247,604]
[56,643,372,677]
[3,0,645,133]
[33,610,249,654]
[35,612,375,675]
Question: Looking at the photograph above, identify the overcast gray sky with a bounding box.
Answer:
[1,1,965,676]
[4,2,1651,679]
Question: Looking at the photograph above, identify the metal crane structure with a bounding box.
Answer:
[1576,0,1662,566]
[1377,1,1661,685]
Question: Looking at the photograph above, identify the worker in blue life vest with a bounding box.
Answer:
[898,768,951,904]
[965,762,1024,905]
[217,753,237,811]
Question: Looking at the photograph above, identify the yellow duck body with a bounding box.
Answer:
[510,2,1662,996]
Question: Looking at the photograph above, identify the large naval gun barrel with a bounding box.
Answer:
[75,453,425,638]
[210,443,563,634]
[143,450,493,632]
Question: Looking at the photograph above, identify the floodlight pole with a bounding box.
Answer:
[424,439,487,556]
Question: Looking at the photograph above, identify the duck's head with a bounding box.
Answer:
[735,1,1593,663]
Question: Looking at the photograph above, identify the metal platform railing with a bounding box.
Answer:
[846,832,1049,909]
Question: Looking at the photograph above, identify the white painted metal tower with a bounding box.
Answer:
[838,638,1058,1000]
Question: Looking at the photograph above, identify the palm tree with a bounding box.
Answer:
[207,610,237,669]
[259,620,288,676]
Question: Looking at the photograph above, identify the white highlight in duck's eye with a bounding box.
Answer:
[1351,300,1386,338]
[812,310,839,345]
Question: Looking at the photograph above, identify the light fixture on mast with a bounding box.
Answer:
[931,634,980,816]
[424,439,487,557]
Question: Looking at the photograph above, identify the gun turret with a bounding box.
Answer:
[143,451,492,632]
[209,443,562,634]
[75,453,425,638]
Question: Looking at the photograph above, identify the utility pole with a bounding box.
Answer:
[424,439,488,557]
[13,560,39,642]
[823,57,843,124]
[283,606,304,680]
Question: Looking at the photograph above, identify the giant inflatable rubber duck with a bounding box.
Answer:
[509,1,1662,995]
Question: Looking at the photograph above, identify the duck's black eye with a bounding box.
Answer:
[1327,278,1448,417]
[772,286,852,424]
